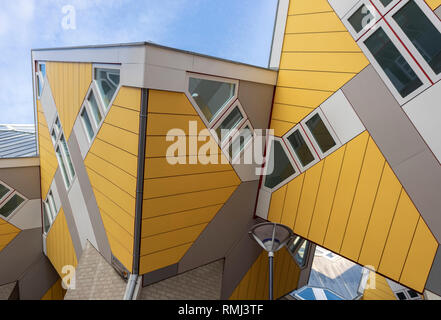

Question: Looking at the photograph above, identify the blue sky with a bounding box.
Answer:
[0,0,278,124]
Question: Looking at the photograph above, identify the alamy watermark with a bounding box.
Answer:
[61,5,76,30]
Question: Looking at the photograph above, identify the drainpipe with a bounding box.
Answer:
[125,88,149,300]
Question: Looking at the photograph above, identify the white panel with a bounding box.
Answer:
[73,119,91,160]
[255,188,272,220]
[0,157,39,169]
[269,0,290,70]
[403,82,441,163]
[67,178,98,250]
[8,199,42,230]
[320,90,365,145]
[144,64,187,93]
[328,0,361,18]
[40,78,58,128]
[120,63,147,89]
[146,45,194,71]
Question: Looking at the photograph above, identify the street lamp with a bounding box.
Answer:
[249,222,294,300]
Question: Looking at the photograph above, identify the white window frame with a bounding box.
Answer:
[185,73,239,129]
[0,181,13,204]
[343,0,382,40]
[43,190,59,235]
[261,136,301,193]
[372,0,401,15]
[301,109,342,159]
[357,20,432,105]
[35,62,46,100]
[79,84,107,144]
[51,115,76,190]
[386,0,441,83]
[394,289,422,300]
[212,100,248,148]
[222,120,255,164]
[283,124,320,172]
[0,188,28,222]
[93,64,122,111]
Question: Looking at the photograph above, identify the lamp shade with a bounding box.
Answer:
[249,222,294,253]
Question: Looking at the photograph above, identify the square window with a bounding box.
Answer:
[286,130,316,167]
[95,68,120,109]
[305,114,337,154]
[87,91,103,126]
[0,183,10,200]
[264,139,297,190]
[396,292,407,300]
[228,125,253,161]
[0,194,25,218]
[214,105,245,143]
[81,109,95,141]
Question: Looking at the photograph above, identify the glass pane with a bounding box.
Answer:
[397,292,407,300]
[51,130,57,145]
[48,192,57,218]
[228,126,252,160]
[95,68,120,108]
[56,147,71,188]
[264,140,296,189]
[216,107,244,141]
[0,194,25,218]
[0,184,10,200]
[189,78,236,123]
[54,118,61,134]
[364,28,424,98]
[39,64,46,78]
[407,290,419,299]
[379,0,393,6]
[81,110,94,141]
[348,5,375,33]
[60,136,75,180]
[295,241,309,267]
[43,203,52,234]
[306,114,337,154]
[393,0,441,74]
[287,130,315,167]
[37,75,43,97]
[88,92,103,126]
[287,236,302,254]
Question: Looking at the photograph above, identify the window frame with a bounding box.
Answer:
[261,136,301,193]
[92,64,122,111]
[43,190,59,235]
[222,120,255,164]
[386,0,441,83]
[286,237,312,269]
[371,0,401,15]
[35,61,47,100]
[343,0,382,40]
[0,182,13,204]
[79,84,107,144]
[212,100,248,148]
[301,109,341,159]
[0,188,28,222]
[185,73,239,129]
[357,20,431,105]
[283,124,320,172]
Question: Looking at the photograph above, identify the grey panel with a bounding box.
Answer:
[68,133,112,262]
[54,169,82,261]
[220,219,264,300]
[238,81,275,130]
[0,228,43,286]
[0,166,41,199]
[178,180,260,273]
[342,66,441,243]
[394,150,441,242]
[435,5,441,19]
[426,247,441,296]
[142,264,178,287]
[18,255,59,300]
[297,244,316,289]
[342,65,427,168]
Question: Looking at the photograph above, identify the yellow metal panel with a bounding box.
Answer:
[0,233,19,251]
[324,132,369,253]
[46,209,78,277]
[144,170,240,199]
[143,186,236,219]
[145,156,232,179]
[146,136,221,158]
[288,0,332,15]
[267,185,287,223]
[308,146,345,245]
[101,212,134,254]
[426,0,441,10]
[141,204,222,238]
[358,164,403,269]
[98,123,139,156]
[285,12,346,33]
[280,52,369,73]
[270,119,295,137]
[85,153,137,197]
[105,105,140,134]
[283,33,363,52]
[89,138,138,177]
[362,272,397,300]
[378,192,420,282]
[294,162,324,238]
[149,90,198,115]
[274,87,333,108]
[113,87,141,111]
[139,243,192,275]
[41,279,66,300]
[0,223,20,235]
[107,234,133,271]
[271,104,314,124]
[146,114,206,136]
[280,174,305,230]
[340,137,385,261]
[400,218,438,292]
[277,70,358,92]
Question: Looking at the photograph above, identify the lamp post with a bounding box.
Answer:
[249,222,294,300]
